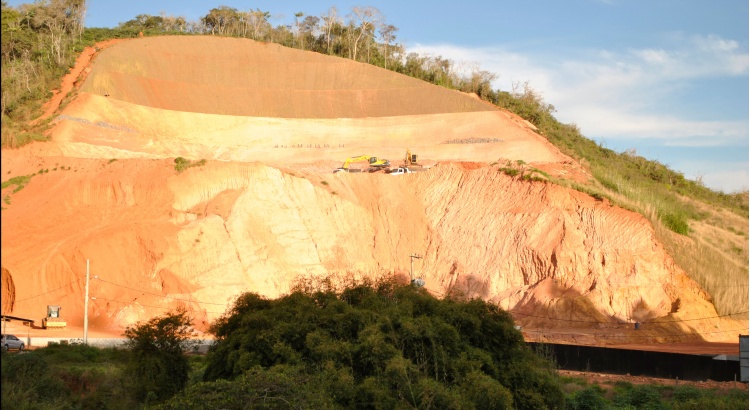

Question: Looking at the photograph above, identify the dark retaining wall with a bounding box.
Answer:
[528,343,740,382]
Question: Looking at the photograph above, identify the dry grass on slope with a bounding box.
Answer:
[651,205,748,319]
[547,167,748,320]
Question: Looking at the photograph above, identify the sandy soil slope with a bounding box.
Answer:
[1,36,745,349]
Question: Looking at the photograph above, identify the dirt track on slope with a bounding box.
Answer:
[32,39,124,125]
[1,36,746,353]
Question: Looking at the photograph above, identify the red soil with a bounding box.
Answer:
[2,36,745,354]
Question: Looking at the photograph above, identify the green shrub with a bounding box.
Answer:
[1,351,70,407]
[499,167,520,177]
[203,281,563,409]
[1,174,34,192]
[567,385,609,410]
[123,309,195,403]
[158,364,335,409]
[613,384,666,410]
[661,211,690,235]
[35,343,102,363]
[174,157,207,173]
[671,385,702,402]
[461,370,514,409]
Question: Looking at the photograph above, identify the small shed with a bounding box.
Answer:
[1,314,36,346]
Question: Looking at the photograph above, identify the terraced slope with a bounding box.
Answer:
[1,36,743,346]
[80,36,494,118]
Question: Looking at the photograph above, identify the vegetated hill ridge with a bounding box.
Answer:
[0,36,743,345]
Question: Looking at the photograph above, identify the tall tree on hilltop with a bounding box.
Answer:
[379,23,397,69]
[300,15,320,52]
[202,6,239,36]
[293,11,303,49]
[247,8,270,41]
[320,6,339,55]
[348,6,381,62]
[26,0,85,65]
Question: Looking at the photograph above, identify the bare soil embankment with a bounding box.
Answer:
[1,36,745,351]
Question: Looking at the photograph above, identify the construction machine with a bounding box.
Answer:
[404,149,423,169]
[42,305,66,329]
[334,155,390,173]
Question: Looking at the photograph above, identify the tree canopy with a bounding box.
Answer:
[194,280,563,409]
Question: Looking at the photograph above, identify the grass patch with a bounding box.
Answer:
[320,180,329,185]
[2,131,50,148]
[1,174,35,193]
[499,167,520,177]
[654,218,749,316]
[660,211,690,236]
[174,157,207,173]
[497,160,549,183]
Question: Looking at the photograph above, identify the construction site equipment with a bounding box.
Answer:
[388,167,412,176]
[42,305,66,329]
[335,155,390,173]
[404,149,423,169]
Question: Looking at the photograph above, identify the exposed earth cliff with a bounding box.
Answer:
[1,36,744,346]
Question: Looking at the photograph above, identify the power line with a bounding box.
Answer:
[512,312,616,324]
[94,277,227,306]
[522,327,749,340]
[646,311,748,323]
[511,310,749,325]
[92,296,224,315]
[15,277,85,303]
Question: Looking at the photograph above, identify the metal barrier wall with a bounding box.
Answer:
[740,335,749,382]
[529,343,742,382]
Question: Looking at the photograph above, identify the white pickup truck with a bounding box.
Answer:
[389,167,412,176]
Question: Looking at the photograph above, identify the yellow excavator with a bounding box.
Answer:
[404,149,422,169]
[334,155,390,173]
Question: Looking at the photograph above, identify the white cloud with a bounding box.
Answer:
[701,169,748,194]
[558,105,747,146]
[676,161,749,193]
[407,35,748,192]
[408,33,748,145]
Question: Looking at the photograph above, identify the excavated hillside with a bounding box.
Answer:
[1,36,744,348]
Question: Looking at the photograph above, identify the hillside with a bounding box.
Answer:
[1,36,746,347]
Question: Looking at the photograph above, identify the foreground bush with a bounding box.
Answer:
[201,281,564,409]
[123,308,195,404]
[562,379,748,410]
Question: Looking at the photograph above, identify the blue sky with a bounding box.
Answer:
[9,0,749,192]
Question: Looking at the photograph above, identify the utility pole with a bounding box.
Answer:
[84,259,90,345]
[409,254,422,282]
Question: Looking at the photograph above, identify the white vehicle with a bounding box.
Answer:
[389,167,412,176]
[1,334,24,351]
